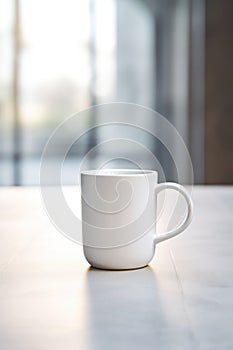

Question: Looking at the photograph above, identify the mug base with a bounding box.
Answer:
[90,263,149,271]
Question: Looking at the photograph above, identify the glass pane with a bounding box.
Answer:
[0,0,194,185]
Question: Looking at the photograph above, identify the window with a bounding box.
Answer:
[0,0,205,185]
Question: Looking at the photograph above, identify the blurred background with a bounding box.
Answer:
[0,0,232,186]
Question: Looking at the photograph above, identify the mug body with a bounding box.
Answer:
[81,170,158,270]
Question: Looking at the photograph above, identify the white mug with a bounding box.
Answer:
[81,169,193,270]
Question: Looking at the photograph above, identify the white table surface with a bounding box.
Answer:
[0,186,233,350]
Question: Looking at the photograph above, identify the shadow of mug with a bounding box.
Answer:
[85,266,176,349]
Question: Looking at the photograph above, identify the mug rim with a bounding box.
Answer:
[81,169,158,177]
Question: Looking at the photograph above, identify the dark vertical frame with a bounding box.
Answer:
[188,0,205,184]
[13,0,21,185]
[154,2,176,181]
[86,0,98,160]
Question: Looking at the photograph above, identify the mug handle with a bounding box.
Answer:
[154,182,193,244]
